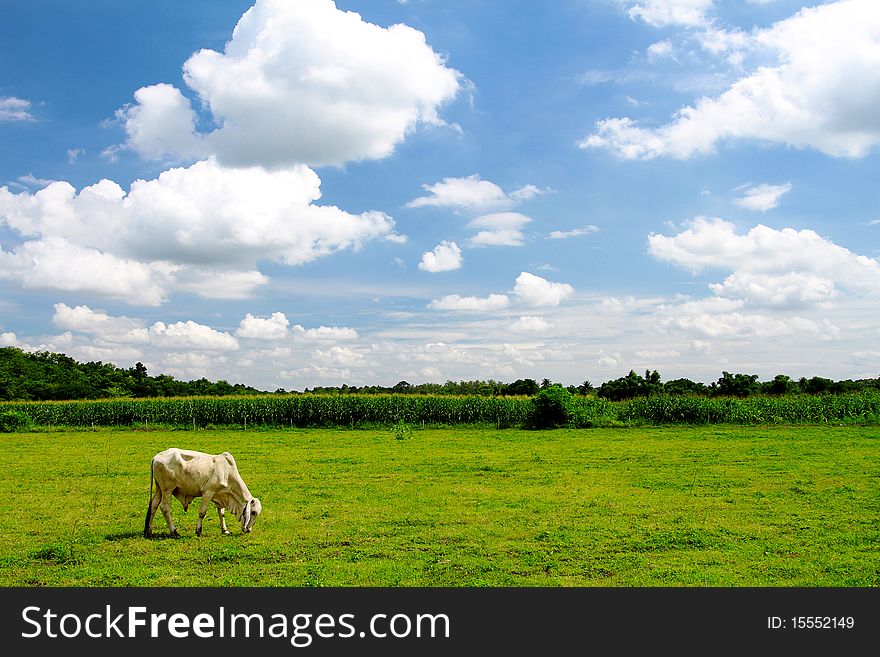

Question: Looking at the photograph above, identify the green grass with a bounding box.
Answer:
[0,425,876,586]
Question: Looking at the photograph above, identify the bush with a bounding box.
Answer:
[0,410,32,432]
[530,386,575,428]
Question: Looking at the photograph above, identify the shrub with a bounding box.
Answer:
[0,410,32,432]
[530,385,575,428]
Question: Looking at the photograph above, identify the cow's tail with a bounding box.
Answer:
[143,457,155,538]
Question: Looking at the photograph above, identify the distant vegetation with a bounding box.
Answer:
[3,388,879,431]
[0,347,264,401]
[2,346,879,403]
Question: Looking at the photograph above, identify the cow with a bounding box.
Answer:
[144,448,262,538]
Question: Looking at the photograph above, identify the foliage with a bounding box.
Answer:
[0,347,265,401]
[530,385,575,428]
[715,371,761,397]
[597,370,662,401]
[391,420,414,440]
[0,411,31,433]
[4,346,880,405]
[3,390,880,430]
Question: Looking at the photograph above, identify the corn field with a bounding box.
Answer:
[0,394,532,429]
[1,391,878,430]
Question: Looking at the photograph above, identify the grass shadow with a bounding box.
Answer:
[104,531,143,542]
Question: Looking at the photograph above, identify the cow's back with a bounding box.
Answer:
[152,448,231,495]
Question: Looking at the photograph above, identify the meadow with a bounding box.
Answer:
[0,424,876,587]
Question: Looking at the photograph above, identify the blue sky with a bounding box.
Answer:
[1,0,878,390]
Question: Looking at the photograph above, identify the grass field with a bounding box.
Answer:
[0,425,876,587]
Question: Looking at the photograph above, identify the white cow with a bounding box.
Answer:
[144,448,262,538]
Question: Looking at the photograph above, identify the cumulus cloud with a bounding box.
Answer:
[312,345,367,368]
[429,271,574,313]
[0,158,399,304]
[236,312,290,340]
[0,96,33,121]
[547,225,600,239]
[0,237,176,306]
[514,272,575,307]
[293,325,359,341]
[626,0,713,27]
[648,217,879,338]
[113,84,207,161]
[661,308,840,340]
[584,0,880,159]
[0,332,19,346]
[509,316,554,334]
[407,174,544,211]
[466,212,532,247]
[428,293,511,312]
[115,0,462,167]
[733,183,792,212]
[419,240,463,272]
[648,218,880,304]
[49,303,240,355]
[646,39,675,61]
[148,320,239,351]
[52,303,149,343]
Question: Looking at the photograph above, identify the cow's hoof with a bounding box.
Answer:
[195,528,202,537]
[221,530,231,536]
[143,531,152,539]
[170,529,180,538]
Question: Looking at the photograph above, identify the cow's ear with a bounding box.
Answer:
[243,501,252,528]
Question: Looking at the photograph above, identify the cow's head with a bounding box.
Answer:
[241,497,262,533]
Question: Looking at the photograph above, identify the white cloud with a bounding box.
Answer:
[646,39,675,61]
[313,345,367,368]
[172,269,270,300]
[47,304,240,361]
[114,83,207,161]
[116,0,462,167]
[547,225,600,239]
[648,217,879,338]
[466,212,532,247]
[419,240,463,272]
[626,0,713,27]
[428,293,511,312]
[509,316,554,334]
[0,158,399,304]
[634,349,681,359]
[514,272,575,307]
[584,0,880,159]
[0,332,19,346]
[13,174,54,190]
[407,174,544,211]
[293,325,360,341]
[661,310,839,340]
[236,312,290,340]
[0,96,33,121]
[709,272,838,307]
[428,272,574,314]
[148,320,239,351]
[51,303,149,344]
[733,183,792,212]
[0,237,175,306]
[648,218,880,303]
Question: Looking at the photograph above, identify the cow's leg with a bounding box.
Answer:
[196,493,214,537]
[159,489,179,538]
[143,488,162,538]
[216,503,231,535]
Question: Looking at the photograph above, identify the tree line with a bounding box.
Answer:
[1,346,878,402]
[0,347,263,401]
